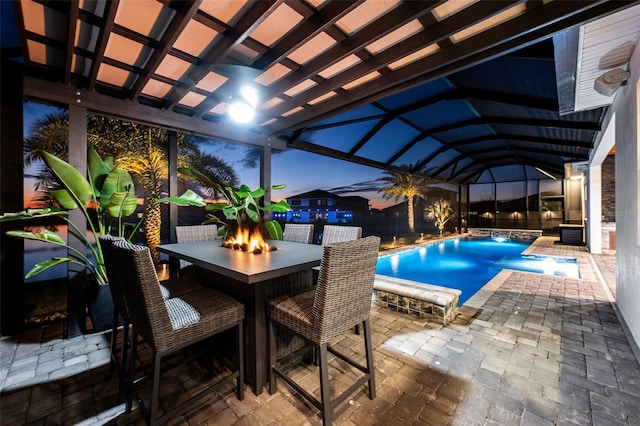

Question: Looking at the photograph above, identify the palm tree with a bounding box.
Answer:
[426,199,455,235]
[115,128,167,263]
[378,165,430,233]
[178,136,238,199]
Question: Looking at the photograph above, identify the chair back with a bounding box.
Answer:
[320,225,362,246]
[175,225,218,268]
[176,224,218,242]
[111,240,171,351]
[313,236,380,343]
[98,234,129,319]
[282,223,314,244]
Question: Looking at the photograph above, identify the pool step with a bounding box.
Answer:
[373,275,461,325]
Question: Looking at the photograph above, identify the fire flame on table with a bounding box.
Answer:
[222,227,277,254]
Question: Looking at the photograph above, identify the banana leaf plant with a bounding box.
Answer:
[178,167,290,240]
[0,148,206,284]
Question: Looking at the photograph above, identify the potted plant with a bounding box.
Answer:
[178,167,290,242]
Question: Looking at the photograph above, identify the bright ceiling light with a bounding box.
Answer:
[239,85,258,107]
[229,101,255,123]
[229,85,258,124]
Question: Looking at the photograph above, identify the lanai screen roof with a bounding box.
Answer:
[4,0,639,184]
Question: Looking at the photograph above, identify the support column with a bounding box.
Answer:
[67,104,87,337]
[260,142,272,219]
[588,103,616,254]
[587,164,602,254]
[168,131,178,242]
[0,60,25,335]
[457,185,462,233]
[167,131,179,275]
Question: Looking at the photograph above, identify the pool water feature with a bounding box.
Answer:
[375,238,579,305]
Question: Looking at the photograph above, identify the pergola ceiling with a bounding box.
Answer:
[6,0,639,184]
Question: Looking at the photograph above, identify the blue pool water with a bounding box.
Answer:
[375,238,579,305]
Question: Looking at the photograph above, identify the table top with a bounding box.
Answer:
[157,239,323,284]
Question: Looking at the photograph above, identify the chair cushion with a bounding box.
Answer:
[157,288,245,351]
[165,297,201,330]
[159,284,171,300]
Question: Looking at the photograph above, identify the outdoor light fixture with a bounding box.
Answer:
[228,101,255,123]
[229,85,258,124]
[594,68,630,97]
[535,167,557,180]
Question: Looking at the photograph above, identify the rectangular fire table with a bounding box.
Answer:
[157,239,323,395]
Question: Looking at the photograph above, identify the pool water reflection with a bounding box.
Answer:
[376,238,579,305]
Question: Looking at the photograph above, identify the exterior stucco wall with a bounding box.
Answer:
[615,44,640,353]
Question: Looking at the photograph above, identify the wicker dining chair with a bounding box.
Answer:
[98,234,129,400]
[110,240,244,425]
[320,225,362,246]
[99,235,207,403]
[282,223,314,244]
[314,225,363,286]
[175,224,218,270]
[268,236,381,425]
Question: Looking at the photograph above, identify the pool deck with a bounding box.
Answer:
[1,236,638,425]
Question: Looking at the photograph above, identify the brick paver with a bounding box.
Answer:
[1,237,636,425]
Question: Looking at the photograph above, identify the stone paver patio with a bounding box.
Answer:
[1,236,638,425]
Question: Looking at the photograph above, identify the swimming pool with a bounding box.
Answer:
[375,238,579,305]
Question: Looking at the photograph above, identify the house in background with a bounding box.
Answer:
[279,190,371,224]
[274,190,377,243]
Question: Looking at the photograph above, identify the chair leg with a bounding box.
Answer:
[318,344,332,426]
[268,318,278,395]
[148,353,162,426]
[236,321,245,400]
[125,326,137,414]
[118,320,130,402]
[108,310,119,377]
[362,319,376,400]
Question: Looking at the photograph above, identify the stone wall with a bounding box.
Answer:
[373,276,461,325]
[602,154,616,222]
[467,228,543,241]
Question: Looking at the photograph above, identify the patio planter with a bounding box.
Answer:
[85,283,118,333]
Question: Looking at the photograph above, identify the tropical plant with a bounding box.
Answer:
[426,199,455,236]
[378,165,431,233]
[0,148,205,284]
[179,167,290,241]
